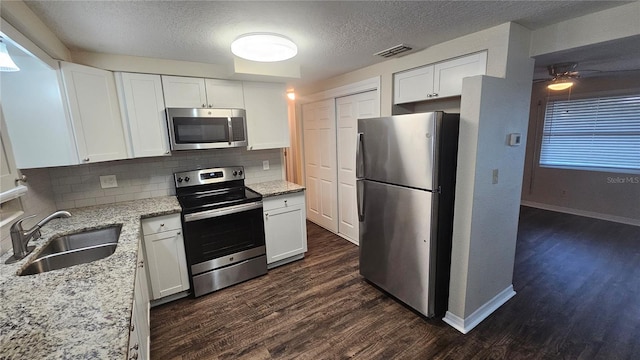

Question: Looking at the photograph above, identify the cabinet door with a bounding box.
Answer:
[116,73,170,158]
[433,52,487,99]
[128,304,140,360]
[205,79,245,108]
[243,81,290,150]
[60,62,128,163]
[161,75,207,108]
[0,107,21,194]
[393,65,434,104]
[135,241,150,360]
[144,229,190,299]
[1,59,78,168]
[335,91,379,244]
[264,200,307,264]
[302,99,338,233]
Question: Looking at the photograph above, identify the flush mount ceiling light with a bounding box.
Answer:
[0,37,20,72]
[547,77,574,91]
[231,33,297,62]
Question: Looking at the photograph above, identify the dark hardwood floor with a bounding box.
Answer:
[150,207,640,359]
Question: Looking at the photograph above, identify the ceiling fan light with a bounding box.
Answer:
[0,39,20,72]
[231,33,297,62]
[548,80,574,91]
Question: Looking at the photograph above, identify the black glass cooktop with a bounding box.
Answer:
[177,187,261,213]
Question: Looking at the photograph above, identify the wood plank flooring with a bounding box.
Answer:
[150,207,640,359]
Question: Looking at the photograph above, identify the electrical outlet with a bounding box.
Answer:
[492,169,499,184]
[263,160,270,170]
[100,175,118,189]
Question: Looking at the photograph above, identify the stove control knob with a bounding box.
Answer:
[233,170,238,176]
[238,170,243,176]
[177,177,183,183]
[184,176,190,182]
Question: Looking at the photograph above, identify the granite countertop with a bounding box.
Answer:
[0,197,181,360]
[247,180,305,198]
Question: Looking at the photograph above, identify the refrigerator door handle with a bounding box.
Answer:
[356,179,364,222]
[356,132,364,179]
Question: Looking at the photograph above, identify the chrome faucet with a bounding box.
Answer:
[9,211,72,260]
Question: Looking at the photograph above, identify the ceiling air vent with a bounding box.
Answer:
[374,44,413,58]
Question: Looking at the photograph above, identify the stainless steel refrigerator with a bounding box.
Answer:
[357,111,459,318]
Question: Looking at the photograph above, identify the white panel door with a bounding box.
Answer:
[60,62,128,164]
[243,81,289,150]
[393,65,434,104]
[336,91,379,243]
[433,51,487,98]
[205,79,245,108]
[116,73,170,158]
[302,99,338,232]
[161,75,207,108]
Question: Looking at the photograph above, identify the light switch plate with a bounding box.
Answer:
[100,175,118,189]
[263,160,270,170]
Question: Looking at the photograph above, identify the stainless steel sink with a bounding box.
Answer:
[18,225,122,276]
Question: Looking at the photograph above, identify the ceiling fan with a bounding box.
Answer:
[534,62,581,91]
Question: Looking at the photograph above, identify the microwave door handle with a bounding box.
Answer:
[227,117,232,145]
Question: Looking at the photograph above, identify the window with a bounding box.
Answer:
[539,93,640,172]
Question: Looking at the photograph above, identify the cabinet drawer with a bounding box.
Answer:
[263,192,305,211]
[141,213,182,235]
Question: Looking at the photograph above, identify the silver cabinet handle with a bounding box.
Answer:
[160,223,164,227]
[83,158,90,162]
[130,323,135,332]
[356,180,364,222]
[165,151,170,155]
[202,103,206,107]
[129,353,138,360]
[177,231,181,235]
[15,174,27,184]
[265,213,269,220]
[432,93,438,97]
[356,133,364,179]
[130,344,139,351]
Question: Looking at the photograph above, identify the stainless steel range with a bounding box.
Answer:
[174,166,267,297]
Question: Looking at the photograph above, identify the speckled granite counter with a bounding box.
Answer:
[0,197,181,360]
[247,180,305,198]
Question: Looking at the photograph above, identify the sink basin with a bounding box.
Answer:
[19,225,122,276]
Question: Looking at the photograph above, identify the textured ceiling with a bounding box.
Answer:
[23,1,632,86]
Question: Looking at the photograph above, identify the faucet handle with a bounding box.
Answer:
[10,214,37,232]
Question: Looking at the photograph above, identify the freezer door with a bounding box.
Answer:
[358,180,436,317]
[357,113,436,190]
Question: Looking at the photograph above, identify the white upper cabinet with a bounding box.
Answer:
[116,73,170,158]
[204,79,245,108]
[0,107,22,196]
[162,76,245,108]
[1,57,78,168]
[161,76,207,108]
[60,61,128,163]
[433,52,488,99]
[394,66,434,104]
[394,51,487,104]
[243,81,289,150]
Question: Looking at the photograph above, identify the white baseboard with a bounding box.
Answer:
[443,285,516,334]
[521,201,640,226]
[337,233,359,246]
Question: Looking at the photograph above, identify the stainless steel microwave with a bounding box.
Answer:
[166,108,247,150]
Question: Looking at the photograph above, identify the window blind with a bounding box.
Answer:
[539,94,640,171]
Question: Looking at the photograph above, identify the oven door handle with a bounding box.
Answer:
[183,201,263,222]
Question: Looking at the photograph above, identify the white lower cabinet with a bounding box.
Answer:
[141,214,190,300]
[263,192,307,268]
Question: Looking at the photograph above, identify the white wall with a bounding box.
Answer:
[25,149,283,210]
[521,74,640,225]
[529,2,640,57]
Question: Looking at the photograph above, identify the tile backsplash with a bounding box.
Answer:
[22,148,283,210]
